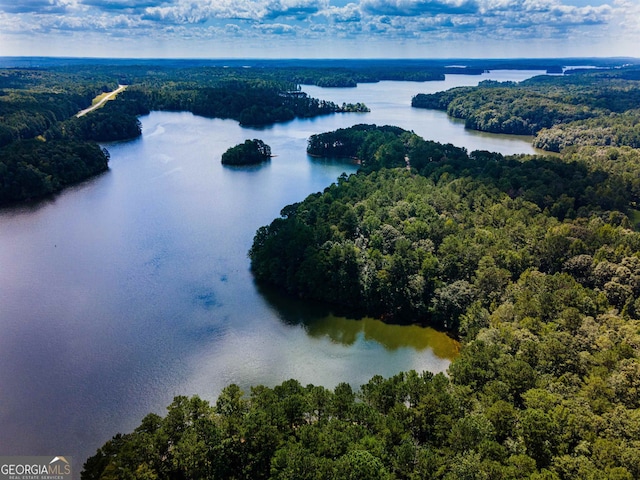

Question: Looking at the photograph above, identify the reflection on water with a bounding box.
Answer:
[310,316,459,358]
[258,284,459,359]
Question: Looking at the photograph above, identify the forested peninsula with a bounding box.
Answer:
[251,124,640,329]
[412,65,640,152]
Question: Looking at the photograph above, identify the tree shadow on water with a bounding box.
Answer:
[255,282,459,359]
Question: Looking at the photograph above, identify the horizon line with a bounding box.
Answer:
[2,55,640,61]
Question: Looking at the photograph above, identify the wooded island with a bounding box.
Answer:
[222,139,272,166]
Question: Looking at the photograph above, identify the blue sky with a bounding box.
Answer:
[0,0,638,58]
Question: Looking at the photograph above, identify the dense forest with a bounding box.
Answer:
[0,69,120,203]
[252,125,640,328]
[222,139,272,166]
[84,123,640,479]
[127,81,360,126]
[533,111,640,152]
[0,68,119,147]
[0,139,110,202]
[411,67,640,152]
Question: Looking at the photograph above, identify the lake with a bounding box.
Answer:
[0,70,541,472]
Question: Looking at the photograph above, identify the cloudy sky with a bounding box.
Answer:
[0,0,638,58]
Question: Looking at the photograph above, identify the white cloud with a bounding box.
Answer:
[0,0,636,58]
[323,3,362,22]
[613,0,640,30]
[143,2,212,24]
[224,23,242,34]
[82,0,166,13]
[261,0,328,20]
[253,22,298,34]
[141,0,328,24]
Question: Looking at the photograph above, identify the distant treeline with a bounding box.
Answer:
[129,84,358,126]
[0,64,375,204]
[281,66,448,87]
[4,60,639,203]
[411,67,640,152]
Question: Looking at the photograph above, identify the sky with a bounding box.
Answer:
[0,0,638,59]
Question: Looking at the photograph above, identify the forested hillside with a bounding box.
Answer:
[412,67,640,152]
[84,125,640,480]
[0,69,120,203]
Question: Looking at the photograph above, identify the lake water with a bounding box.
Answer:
[0,70,541,472]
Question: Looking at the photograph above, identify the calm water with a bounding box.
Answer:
[0,71,540,471]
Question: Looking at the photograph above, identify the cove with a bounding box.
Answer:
[0,70,540,470]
